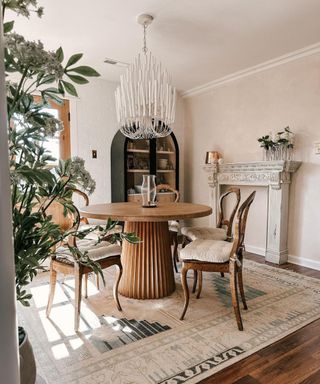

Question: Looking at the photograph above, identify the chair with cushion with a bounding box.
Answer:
[156,184,180,272]
[71,188,122,291]
[181,187,241,290]
[45,200,123,331]
[179,191,256,331]
[181,187,241,244]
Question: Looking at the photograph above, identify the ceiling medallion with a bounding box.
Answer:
[115,14,176,139]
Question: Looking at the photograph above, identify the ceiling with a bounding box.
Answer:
[9,0,320,92]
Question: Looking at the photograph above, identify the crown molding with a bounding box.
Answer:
[181,42,320,98]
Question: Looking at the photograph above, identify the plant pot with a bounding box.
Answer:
[19,327,37,384]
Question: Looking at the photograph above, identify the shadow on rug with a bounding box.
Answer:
[18,259,320,384]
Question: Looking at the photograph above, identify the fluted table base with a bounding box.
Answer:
[119,221,176,299]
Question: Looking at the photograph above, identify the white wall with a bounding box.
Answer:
[69,78,185,204]
[70,78,118,204]
[183,52,320,268]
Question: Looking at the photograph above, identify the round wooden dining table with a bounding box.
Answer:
[80,202,212,299]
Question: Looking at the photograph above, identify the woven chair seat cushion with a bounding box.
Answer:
[181,226,227,241]
[79,224,123,241]
[168,220,180,233]
[180,239,233,263]
[55,238,121,263]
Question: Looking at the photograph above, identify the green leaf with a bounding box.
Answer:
[69,66,100,77]
[56,47,64,63]
[39,75,56,86]
[4,21,14,33]
[43,87,61,94]
[66,53,83,68]
[58,80,65,95]
[41,90,64,105]
[61,81,78,97]
[66,74,89,84]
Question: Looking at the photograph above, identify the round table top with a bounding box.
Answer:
[80,202,212,222]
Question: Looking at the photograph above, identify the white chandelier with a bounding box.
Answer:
[115,14,176,139]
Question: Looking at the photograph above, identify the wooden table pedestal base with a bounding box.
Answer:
[119,221,176,299]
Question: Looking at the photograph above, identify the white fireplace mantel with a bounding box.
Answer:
[203,160,301,264]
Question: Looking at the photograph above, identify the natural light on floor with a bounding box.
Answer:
[30,277,106,356]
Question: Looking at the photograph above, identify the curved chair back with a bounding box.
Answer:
[217,187,241,238]
[39,199,80,251]
[156,184,180,203]
[68,188,90,224]
[45,201,76,232]
[231,191,256,257]
[70,188,89,206]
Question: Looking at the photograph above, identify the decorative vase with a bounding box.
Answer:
[19,327,36,384]
[264,147,294,161]
[158,158,168,170]
[141,175,157,207]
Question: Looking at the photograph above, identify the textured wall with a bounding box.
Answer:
[69,78,185,204]
[183,53,320,266]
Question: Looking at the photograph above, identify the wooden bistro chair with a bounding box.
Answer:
[156,184,180,272]
[179,191,256,331]
[71,188,123,291]
[45,200,123,331]
[181,187,241,292]
[181,187,241,244]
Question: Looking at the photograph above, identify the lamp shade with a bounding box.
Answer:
[205,151,220,164]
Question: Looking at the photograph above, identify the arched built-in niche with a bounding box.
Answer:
[111,131,179,202]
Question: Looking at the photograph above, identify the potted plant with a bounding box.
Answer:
[2,2,138,383]
[258,126,294,161]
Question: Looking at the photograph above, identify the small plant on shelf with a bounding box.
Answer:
[258,126,294,161]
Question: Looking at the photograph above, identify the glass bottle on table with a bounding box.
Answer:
[141,175,157,207]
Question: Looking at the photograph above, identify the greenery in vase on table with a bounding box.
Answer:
[257,126,294,160]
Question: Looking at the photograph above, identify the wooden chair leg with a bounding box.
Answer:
[196,271,203,299]
[220,272,225,277]
[192,269,198,293]
[84,274,88,299]
[46,262,57,318]
[113,261,123,311]
[230,260,243,331]
[74,264,83,332]
[172,233,179,273]
[238,267,248,310]
[180,265,190,320]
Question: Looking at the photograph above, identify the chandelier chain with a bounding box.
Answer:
[143,23,148,54]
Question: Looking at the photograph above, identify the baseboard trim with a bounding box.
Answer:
[245,244,320,271]
[288,255,320,271]
[245,245,265,257]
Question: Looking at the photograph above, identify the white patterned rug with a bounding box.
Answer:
[18,260,320,384]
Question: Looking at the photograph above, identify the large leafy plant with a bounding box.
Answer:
[3,0,138,306]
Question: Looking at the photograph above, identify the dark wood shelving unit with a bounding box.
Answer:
[111,131,179,203]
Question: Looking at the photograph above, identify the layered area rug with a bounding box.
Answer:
[19,259,320,384]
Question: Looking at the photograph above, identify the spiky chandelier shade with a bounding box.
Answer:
[115,14,176,139]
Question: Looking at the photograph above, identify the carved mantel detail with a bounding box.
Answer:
[203,160,301,190]
[203,160,301,265]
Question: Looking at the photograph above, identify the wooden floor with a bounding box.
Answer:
[200,253,320,384]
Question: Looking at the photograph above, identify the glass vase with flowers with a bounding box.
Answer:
[258,127,294,161]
